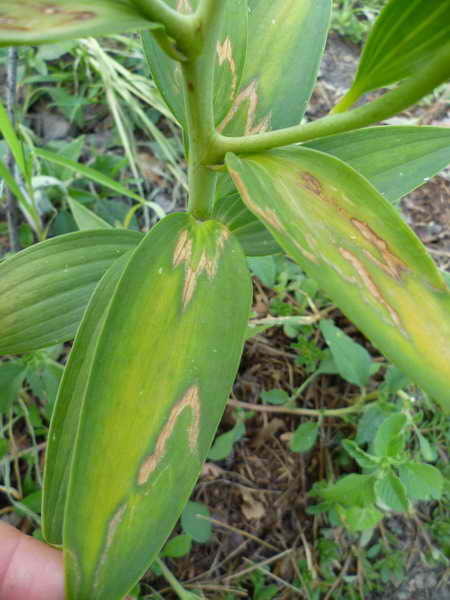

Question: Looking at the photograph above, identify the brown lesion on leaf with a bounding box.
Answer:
[66,11,96,21]
[173,229,192,267]
[230,169,282,232]
[138,385,201,486]
[95,503,128,586]
[293,240,319,264]
[216,37,238,101]
[217,80,271,136]
[298,172,323,197]
[339,247,402,328]
[351,219,407,280]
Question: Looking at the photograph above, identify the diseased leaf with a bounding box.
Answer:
[305,126,450,203]
[226,148,450,411]
[341,0,450,105]
[0,229,142,355]
[43,252,132,545]
[62,214,251,600]
[0,1,160,47]
[218,0,331,135]
[212,191,281,256]
[142,0,247,128]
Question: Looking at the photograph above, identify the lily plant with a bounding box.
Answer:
[0,0,450,598]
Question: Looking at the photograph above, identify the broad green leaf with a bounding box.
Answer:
[42,253,132,545]
[142,0,247,129]
[417,433,437,463]
[181,502,212,544]
[306,126,450,203]
[336,504,383,533]
[320,319,373,388]
[342,440,379,471]
[212,191,281,256]
[0,229,142,355]
[398,462,443,501]
[35,148,147,204]
[373,413,407,458]
[161,534,192,558]
[289,422,319,454]
[226,148,450,411]
[340,0,450,106]
[0,1,160,47]
[319,474,375,507]
[218,0,331,135]
[374,471,409,513]
[68,198,112,231]
[261,389,290,405]
[62,214,251,600]
[208,421,245,461]
[0,361,27,413]
[247,255,276,287]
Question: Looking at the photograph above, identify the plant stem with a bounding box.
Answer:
[156,558,198,600]
[228,391,378,418]
[131,0,199,58]
[5,47,20,253]
[181,0,226,219]
[212,41,450,160]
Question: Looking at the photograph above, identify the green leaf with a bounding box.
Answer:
[306,126,450,203]
[208,421,245,461]
[381,365,411,397]
[161,534,192,559]
[319,474,375,507]
[0,99,28,178]
[341,0,450,105]
[181,502,212,544]
[290,421,319,454]
[320,320,373,388]
[261,389,290,405]
[35,148,147,204]
[218,0,331,135]
[0,229,142,355]
[374,471,409,513]
[342,440,379,471]
[61,214,251,600]
[68,198,112,231]
[212,191,281,256]
[142,0,248,129]
[0,361,26,413]
[247,255,277,287]
[226,148,450,412]
[373,413,407,458]
[398,462,444,501]
[417,433,437,463]
[42,253,132,545]
[336,504,383,533]
[356,403,395,445]
[0,1,160,47]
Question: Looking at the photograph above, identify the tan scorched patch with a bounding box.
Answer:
[217,37,238,100]
[176,0,192,14]
[339,247,402,328]
[95,503,127,587]
[138,386,201,486]
[230,169,282,231]
[351,219,407,280]
[217,80,271,135]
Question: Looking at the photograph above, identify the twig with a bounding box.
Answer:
[225,549,292,582]
[228,392,378,418]
[5,47,21,253]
